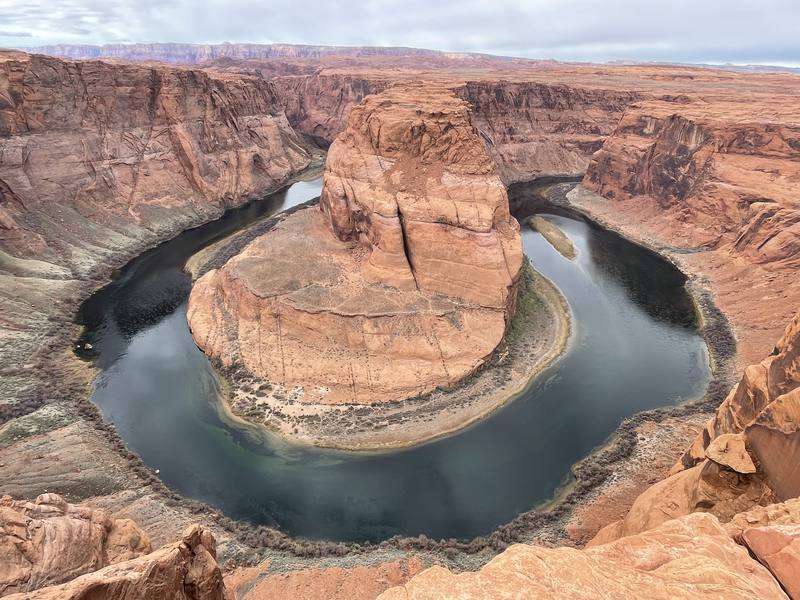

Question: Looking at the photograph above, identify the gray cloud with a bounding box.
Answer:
[1,0,799,65]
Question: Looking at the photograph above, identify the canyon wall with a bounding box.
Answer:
[2,48,800,599]
[22,43,495,65]
[271,73,390,144]
[269,74,643,182]
[188,84,523,405]
[585,100,800,268]
[455,81,640,183]
[582,99,800,362]
[0,50,311,422]
[0,51,311,274]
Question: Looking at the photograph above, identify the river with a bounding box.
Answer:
[76,176,709,542]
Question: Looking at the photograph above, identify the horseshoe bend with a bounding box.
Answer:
[1,34,800,600]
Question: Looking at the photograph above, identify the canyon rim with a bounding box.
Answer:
[1,14,800,600]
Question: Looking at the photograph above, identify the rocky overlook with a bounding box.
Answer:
[188,85,523,407]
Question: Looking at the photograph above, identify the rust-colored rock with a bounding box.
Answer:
[745,388,800,501]
[379,513,787,600]
[590,312,800,547]
[705,433,757,474]
[0,50,311,274]
[188,85,522,405]
[589,459,775,546]
[0,493,151,596]
[582,100,800,366]
[456,81,640,183]
[4,523,226,600]
[740,525,800,600]
[226,557,425,600]
[678,310,800,472]
[319,84,522,306]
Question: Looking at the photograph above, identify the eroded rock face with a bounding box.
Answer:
[740,525,800,599]
[319,84,522,308]
[0,493,151,596]
[0,49,311,424]
[581,99,800,364]
[188,85,522,404]
[4,524,226,600]
[588,458,776,547]
[378,513,788,600]
[679,310,800,473]
[456,81,640,183]
[585,101,800,269]
[0,50,311,274]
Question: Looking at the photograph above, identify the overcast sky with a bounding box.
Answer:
[2,0,799,65]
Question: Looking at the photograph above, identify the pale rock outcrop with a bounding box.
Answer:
[705,433,756,474]
[745,388,800,501]
[0,493,151,596]
[378,513,788,600]
[740,525,800,599]
[725,498,800,537]
[588,458,775,546]
[188,85,523,404]
[4,524,226,600]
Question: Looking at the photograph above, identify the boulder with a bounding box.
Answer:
[0,493,151,596]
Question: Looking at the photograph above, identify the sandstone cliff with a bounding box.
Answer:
[0,51,311,273]
[0,49,312,424]
[271,73,390,145]
[188,85,523,405]
[455,81,640,183]
[319,84,523,307]
[583,99,800,362]
[4,521,226,600]
[24,43,502,65]
[269,74,643,183]
[680,310,800,474]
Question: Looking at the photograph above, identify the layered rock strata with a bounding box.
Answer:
[0,49,311,421]
[455,81,640,183]
[583,99,800,363]
[188,85,523,404]
[0,51,311,274]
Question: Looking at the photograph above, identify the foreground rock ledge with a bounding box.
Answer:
[188,85,523,405]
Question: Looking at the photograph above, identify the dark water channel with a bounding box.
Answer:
[77,177,709,542]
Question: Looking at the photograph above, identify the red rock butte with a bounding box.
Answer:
[187,84,523,404]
